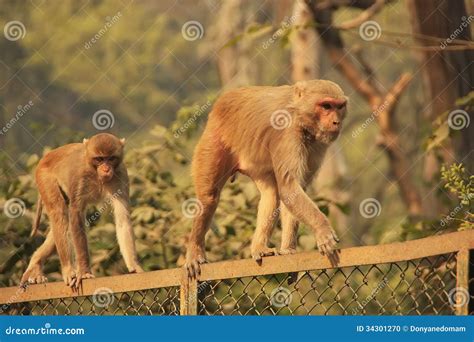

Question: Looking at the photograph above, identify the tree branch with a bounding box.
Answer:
[335,0,385,30]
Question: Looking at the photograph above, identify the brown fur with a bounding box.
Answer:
[21,133,143,288]
[185,80,348,278]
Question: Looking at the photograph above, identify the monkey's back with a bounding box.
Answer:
[37,143,84,170]
[36,143,87,191]
[207,85,294,162]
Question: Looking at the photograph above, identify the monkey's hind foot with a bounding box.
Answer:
[279,248,297,255]
[129,265,144,273]
[251,246,277,262]
[20,266,48,286]
[69,272,95,289]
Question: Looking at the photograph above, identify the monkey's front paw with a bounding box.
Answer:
[315,227,339,256]
[279,247,297,255]
[185,256,207,279]
[251,246,277,261]
[184,248,207,279]
[20,266,48,286]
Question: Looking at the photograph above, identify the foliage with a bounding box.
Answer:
[426,91,474,151]
[400,162,473,239]
[0,0,217,151]
[440,163,473,230]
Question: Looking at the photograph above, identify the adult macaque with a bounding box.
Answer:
[185,80,347,278]
[21,133,143,288]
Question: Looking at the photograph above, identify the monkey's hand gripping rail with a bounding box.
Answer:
[1,230,473,315]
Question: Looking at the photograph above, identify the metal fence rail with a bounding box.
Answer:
[1,231,473,316]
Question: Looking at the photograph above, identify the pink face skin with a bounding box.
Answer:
[91,155,121,183]
[315,97,347,134]
[84,133,124,183]
[97,162,114,182]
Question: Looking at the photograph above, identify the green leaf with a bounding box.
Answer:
[426,121,449,151]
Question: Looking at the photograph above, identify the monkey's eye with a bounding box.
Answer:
[93,157,105,164]
[321,103,332,110]
[337,103,346,110]
[108,156,119,163]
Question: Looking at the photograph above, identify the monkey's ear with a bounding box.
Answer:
[294,81,307,98]
[83,138,89,145]
[120,138,126,145]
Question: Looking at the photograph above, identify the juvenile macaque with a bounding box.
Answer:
[21,133,143,288]
[185,80,347,277]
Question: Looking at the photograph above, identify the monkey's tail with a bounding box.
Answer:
[30,197,43,237]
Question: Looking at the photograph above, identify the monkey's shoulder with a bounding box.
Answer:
[46,143,83,155]
[39,143,85,167]
[212,85,293,119]
[220,84,292,99]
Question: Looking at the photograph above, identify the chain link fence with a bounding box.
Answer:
[197,254,457,315]
[0,232,472,316]
[5,287,180,315]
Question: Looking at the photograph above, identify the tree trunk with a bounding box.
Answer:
[290,0,321,80]
[213,0,257,88]
[407,0,474,212]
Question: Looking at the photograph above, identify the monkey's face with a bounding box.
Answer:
[293,80,347,145]
[84,133,125,183]
[298,96,347,144]
[91,154,121,183]
[314,97,347,140]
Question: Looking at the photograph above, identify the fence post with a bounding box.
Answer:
[180,272,198,315]
[455,248,470,315]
